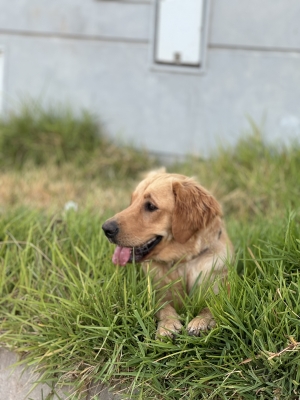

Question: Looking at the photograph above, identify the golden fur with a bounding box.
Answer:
[102,172,233,337]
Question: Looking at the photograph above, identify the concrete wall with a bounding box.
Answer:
[0,0,300,156]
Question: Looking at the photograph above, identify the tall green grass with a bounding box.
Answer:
[0,112,300,398]
[0,102,156,180]
[0,209,300,399]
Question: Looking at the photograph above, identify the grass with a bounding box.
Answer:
[1,209,300,399]
[0,101,156,181]
[0,107,300,399]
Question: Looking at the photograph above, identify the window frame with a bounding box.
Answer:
[150,0,210,75]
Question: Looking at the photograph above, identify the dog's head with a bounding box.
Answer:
[102,172,222,265]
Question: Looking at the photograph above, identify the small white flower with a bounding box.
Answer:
[64,201,78,212]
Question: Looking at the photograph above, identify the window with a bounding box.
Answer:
[153,0,206,71]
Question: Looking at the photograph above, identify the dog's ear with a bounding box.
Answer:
[172,180,222,244]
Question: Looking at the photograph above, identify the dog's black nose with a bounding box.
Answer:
[102,220,119,239]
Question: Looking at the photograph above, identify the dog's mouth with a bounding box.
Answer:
[112,236,163,266]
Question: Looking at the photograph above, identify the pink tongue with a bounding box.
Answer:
[112,246,131,266]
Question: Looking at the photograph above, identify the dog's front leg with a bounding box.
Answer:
[155,303,183,339]
[143,262,183,339]
[187,307,216,336]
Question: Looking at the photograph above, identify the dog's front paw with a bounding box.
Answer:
[156,318,183,339]
[187,307,216,336]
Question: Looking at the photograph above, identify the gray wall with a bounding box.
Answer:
[0,0,300,156]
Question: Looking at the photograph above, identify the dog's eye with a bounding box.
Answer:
[145,202,158,212]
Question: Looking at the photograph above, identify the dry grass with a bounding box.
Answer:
[0,164,132,214]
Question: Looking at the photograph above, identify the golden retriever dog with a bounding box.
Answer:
[102,171,233,338]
